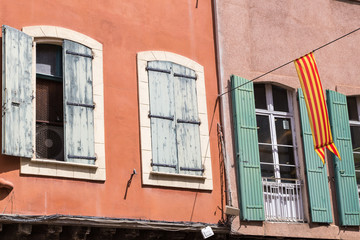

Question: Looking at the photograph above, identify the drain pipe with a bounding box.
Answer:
[212,0,233,208]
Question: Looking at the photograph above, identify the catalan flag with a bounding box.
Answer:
[294,52,340,163]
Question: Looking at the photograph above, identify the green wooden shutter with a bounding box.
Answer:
[326,90,360,226]
[231,75,264,221]
[2,25,33,158]
[298,89,333,223]
[63,40,95,164]
[173,63,202,176]
[147,61,177,173]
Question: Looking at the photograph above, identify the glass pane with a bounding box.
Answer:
[278,146,295,166]
[272,85,289,112]
[355,153,360,171]
[256,115,271,144]
[254,84,267,110]
[347,96,358,121]
[354,153,360,185]
[350,126,360,152]
[259,145,274,179]
[259,145,273,164]
[356,171,360,185]
[275,117,293,145]
[261,163,275,179]
[280,166,297,180]
[36,44,63,77]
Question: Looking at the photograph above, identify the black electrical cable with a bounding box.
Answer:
[203,27,360,164]
[217,27,360,99]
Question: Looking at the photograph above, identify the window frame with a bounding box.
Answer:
[255,83,299,182]
[137,51,212,190]
[19,26,105,181]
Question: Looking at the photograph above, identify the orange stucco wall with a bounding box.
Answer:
[216,0,360,238]
[0,0,222,224]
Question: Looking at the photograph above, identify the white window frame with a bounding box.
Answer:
[347,96,360,202]
[137,51,212,190]
[19,26,105,181]
[255,84,300,182]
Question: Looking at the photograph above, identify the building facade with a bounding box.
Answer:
[214,0,360,239]
[0,1,226,239]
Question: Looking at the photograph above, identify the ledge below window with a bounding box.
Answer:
[142,170,212,191]
[20,158,105,181]
[150,171,207,180]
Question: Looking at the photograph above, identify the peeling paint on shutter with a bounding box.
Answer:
[231,75,265,221]
[173,63,202,176]
[327,90,360,226]
[2,25,33,158]
[298,89,333,223]
[63,40,95,164]
[148,61,177,173]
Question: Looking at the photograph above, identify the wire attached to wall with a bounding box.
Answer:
[217,27,360,99]
[203,26,360,169]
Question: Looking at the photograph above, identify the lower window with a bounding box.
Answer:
[254,83,303,222]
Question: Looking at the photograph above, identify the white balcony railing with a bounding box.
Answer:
[262,178,304,222]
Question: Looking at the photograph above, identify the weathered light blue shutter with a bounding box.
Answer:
[2,25,33,158]
[231,75,264,221]
[298,89,333,223]
[173,63,202,176]
[63,40,95,164]
[147,61,177,173]
[326,90,360,226]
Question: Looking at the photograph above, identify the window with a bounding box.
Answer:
[254,83,303,222]
[254,84,298,181]
[2,25,105,181]
[346,96,360,202]
[137,51,212,190]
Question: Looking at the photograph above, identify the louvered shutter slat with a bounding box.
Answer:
[63,40,95,164]
[298,88,333,223]
[231,75,265,221]
[148,61,177,173]
[2,25,33,158]
[326,90,360,226]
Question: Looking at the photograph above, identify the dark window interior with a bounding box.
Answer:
[272,85,289,112]
[254,84,267,110]
[36,44,64,161]
[347,96,358,121]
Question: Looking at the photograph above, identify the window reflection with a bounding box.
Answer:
[254,84,267,110]
[272,85,289,112]
[257,115,271,144]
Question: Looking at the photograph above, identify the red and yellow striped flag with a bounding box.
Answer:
[294,52,340,163]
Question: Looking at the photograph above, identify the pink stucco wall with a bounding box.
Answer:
[215,0,360,238]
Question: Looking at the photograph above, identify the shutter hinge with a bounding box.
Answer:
[68,155,97,160]
[66,101,95,109]
[151,162,177,169]
[146,67,171,74]
[180,167,204,172]
[173,72,197,80]
[177,119,201,125]
[148,113,174,121]
[66,50,93,59]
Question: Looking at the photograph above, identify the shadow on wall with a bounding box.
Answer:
[0,178,14,200]
[335,0,360,5]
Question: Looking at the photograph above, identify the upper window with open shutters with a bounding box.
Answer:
[1,25,105,181]
[137,51,213,190]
